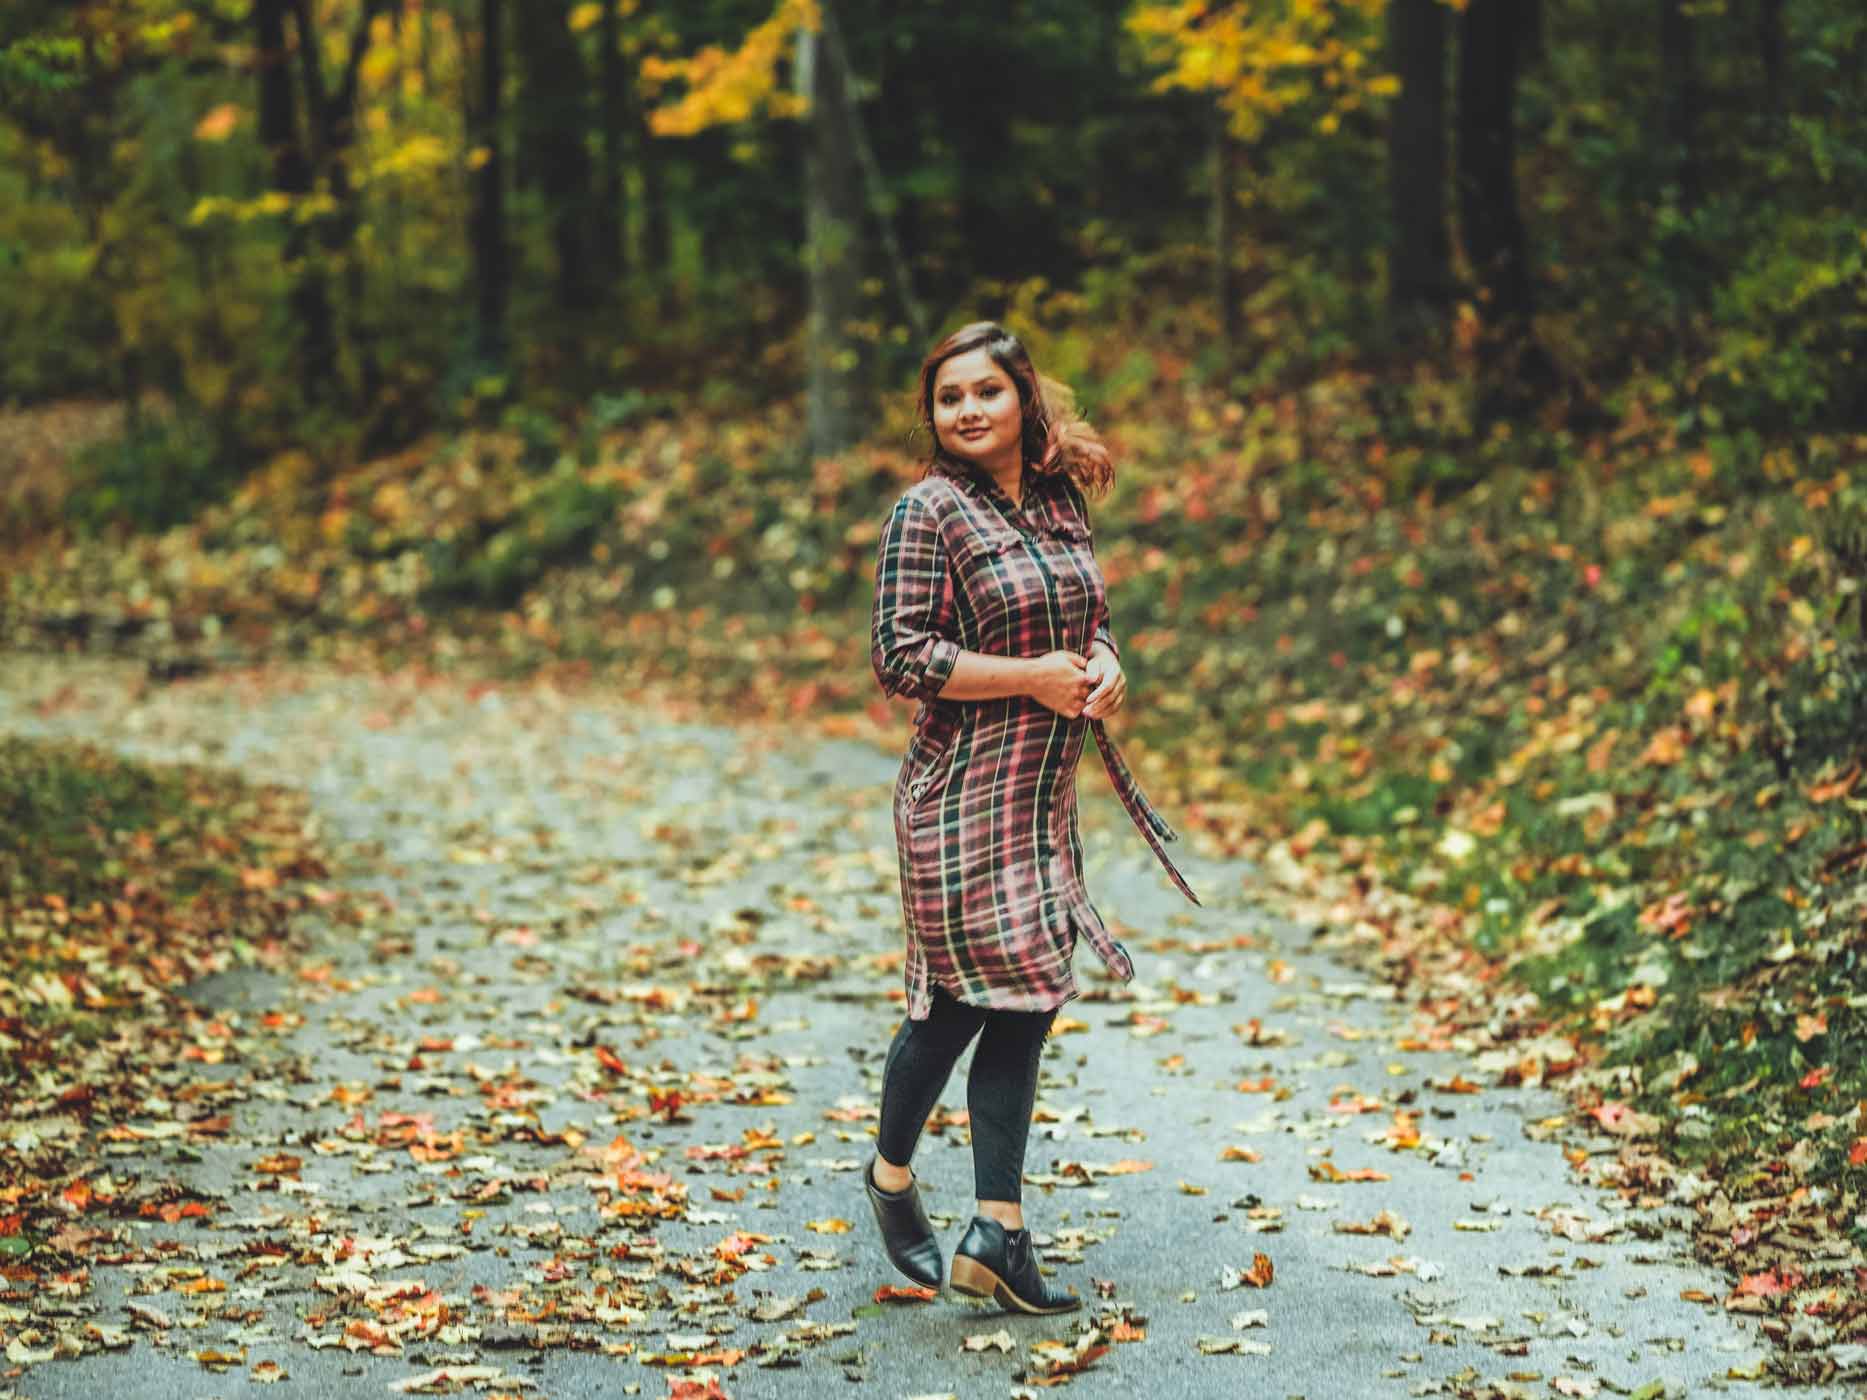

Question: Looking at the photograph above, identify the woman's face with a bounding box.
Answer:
[931,348,1024,471]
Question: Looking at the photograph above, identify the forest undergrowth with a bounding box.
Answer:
[4,341,1866,1378]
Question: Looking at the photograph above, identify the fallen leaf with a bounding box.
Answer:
[1333,1210,1411,1240]
[873,1284,937,1304]
[1195,1336,1272,1355]
[1220,1254,1274,1289]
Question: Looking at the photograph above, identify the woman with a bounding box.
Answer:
[865,322,1198,1315]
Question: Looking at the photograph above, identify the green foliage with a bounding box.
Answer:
[422,466,626,608]
[0,34,80,96]
[0,736,185,907]
[63,410,244,535]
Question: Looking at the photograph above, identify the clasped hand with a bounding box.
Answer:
[1027,648,1126,721]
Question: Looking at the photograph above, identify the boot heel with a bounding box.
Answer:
[949,1254,997,1299]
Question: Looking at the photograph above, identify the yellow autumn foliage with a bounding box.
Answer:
[640,0,820,138]
[1128,0,1393,140]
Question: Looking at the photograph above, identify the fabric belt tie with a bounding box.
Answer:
[1089,719,1201,906]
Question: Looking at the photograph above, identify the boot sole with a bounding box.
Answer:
[949,1253,1080,1315]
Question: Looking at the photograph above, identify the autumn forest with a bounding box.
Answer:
[2,0,1867,1393]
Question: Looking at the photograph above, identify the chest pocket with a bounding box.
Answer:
[949,525,1026,567]
[948,526,1031,631]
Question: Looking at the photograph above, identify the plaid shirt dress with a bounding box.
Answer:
[871,456,1199,1021]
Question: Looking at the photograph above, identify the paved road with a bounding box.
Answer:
[0,658,1818,1400]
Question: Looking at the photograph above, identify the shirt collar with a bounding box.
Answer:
[931,454,1054,529]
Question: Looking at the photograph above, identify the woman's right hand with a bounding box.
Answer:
[1024,650,1092,717]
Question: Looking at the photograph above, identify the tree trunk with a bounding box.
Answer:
[798,19,867,458]
[1756,0,1785,118]
[254,0,335,399]
[1659,0,1701,215]
[469,0,510,369]
[1210,102,1239,375]
[594,0,628,293]
[1457,0,1551,416]
[638,106,673,300]
[1457,0,1532,328]
[820,0,926,344]
[281,0,387,407]
[1386,0,1451,340]
[515,0,595,313]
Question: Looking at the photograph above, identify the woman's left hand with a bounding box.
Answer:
[1082,648,1126,720]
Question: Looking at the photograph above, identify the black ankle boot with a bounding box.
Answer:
[949,1215,1080,1315]
[864,1156,942,1290]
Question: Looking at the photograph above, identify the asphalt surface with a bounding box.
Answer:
[0,657,1832,1400]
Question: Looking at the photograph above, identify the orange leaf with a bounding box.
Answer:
[873,1284,937,1303]
[594,1045,629,1075]
[1800,1065,1833,1090]
[1806,764,1861,803]
[1733,1270,1800,1298]
[1220,1145,1262,1163]
[194,103,241,141]
[1640,728,1688,767]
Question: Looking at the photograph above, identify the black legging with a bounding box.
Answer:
[876,988,1058,1203]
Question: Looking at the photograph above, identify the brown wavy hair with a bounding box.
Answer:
[915,321,1114,498]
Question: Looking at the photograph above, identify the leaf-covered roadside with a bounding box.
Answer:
[0,732,333,1124]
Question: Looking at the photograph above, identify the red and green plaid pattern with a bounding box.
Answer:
[871,458,1199,1021]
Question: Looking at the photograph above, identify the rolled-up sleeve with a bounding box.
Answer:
[871,495,961,702]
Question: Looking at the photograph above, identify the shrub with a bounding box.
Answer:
[63,409,244,535]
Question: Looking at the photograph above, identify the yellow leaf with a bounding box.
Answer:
[805,1217,851,1234]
